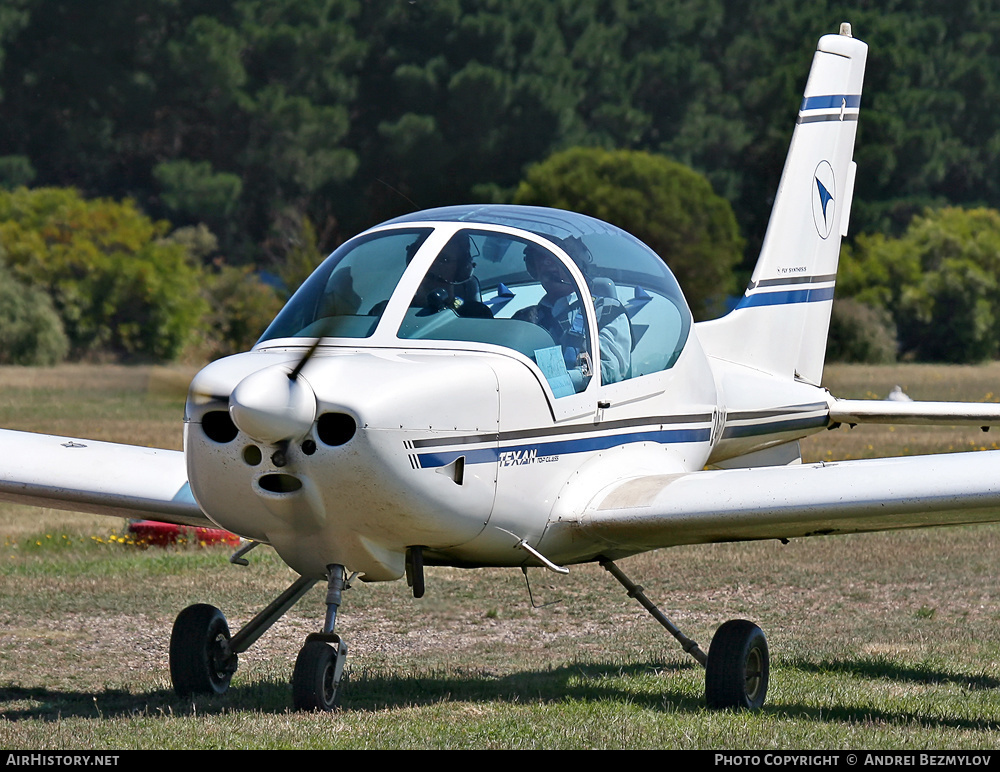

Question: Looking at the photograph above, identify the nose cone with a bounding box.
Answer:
[229,366,317,444]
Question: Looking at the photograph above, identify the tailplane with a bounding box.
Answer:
[697,24,867,385]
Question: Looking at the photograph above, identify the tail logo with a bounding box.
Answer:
[812,160,836,239]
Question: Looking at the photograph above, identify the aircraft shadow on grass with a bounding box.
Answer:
[2,657,999,732]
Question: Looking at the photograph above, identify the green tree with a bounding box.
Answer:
[195,261,284,361]
[10,1,1000,270]
[0,156,34,189]
[514,147,742,318]
[0,0,34,107]
[261,211,326,297]
[348,0,581,226]
[0,187,207,360]
[839,207,1000,362]
[153,160,243,222]
[224,0,364,254]
[0,1,363,258]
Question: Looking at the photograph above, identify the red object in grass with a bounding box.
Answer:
[127,519,241,548]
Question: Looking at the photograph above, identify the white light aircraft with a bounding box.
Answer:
[5,24,1000,712]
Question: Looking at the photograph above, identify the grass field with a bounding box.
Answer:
[2,363,1000,749]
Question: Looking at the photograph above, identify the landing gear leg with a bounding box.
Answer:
[600,558,708,665]
[600,558,769,710]
[169,574,319,698]
[292,563,351,711]
[406,545,426,599]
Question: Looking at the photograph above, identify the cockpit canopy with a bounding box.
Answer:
[258,205,692,395]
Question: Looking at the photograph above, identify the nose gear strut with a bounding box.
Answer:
[292,564,355,711]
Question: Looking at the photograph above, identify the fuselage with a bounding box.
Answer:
[183,206,833,580]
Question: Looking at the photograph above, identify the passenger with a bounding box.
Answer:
[412,235,492,318]
[515,239,631,388]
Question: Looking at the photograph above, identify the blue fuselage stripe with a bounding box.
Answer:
[416,427,712,468]
[736,286,835,310]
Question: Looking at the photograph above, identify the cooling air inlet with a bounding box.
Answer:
[317,413,357,446]
[258,473,303,494]
[202,411,238,443]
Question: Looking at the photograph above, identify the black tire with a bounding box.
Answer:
[292,640,343,711]
[169,603,236,697]
[705,619,769,710]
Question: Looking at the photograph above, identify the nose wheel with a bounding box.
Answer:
[292,563,353,711]
[166,549,360,711]
[166,562,356,709]
[292,636,348,711]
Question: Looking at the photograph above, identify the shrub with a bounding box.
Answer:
[0,187,208,361]
[839,207,1000,363]
[194,262,284,360]
[826,298,897,364]
[0,266,69,365]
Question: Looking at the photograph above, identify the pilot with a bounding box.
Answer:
[515,238,631,389]
[412,235,492,318]
[319,268,362,316]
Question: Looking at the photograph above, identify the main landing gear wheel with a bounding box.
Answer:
[292,638,347,711]
[705,619,769,710]
[169,603,238,697]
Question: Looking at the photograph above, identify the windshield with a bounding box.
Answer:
[258,228,432,342]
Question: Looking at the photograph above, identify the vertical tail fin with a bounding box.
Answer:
[697,25,867,385]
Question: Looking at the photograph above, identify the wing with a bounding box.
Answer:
[552,450,1000,559]
[0,428,212,528]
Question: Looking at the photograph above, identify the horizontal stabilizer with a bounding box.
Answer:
[829,399,1000,427]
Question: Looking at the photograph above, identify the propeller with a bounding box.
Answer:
[288,332,326,382]
[189,330,328,405]
[227,323,334,469]
[188,321,333,469]
[229,365,317,446]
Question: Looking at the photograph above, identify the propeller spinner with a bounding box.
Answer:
[228,365,317,446]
